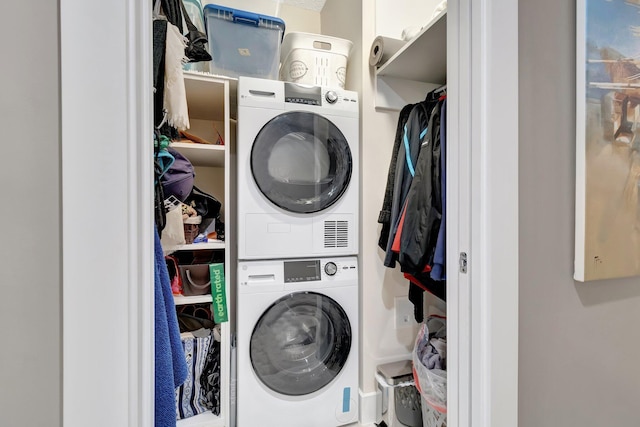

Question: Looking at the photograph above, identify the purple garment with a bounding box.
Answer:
[421,343,444,370]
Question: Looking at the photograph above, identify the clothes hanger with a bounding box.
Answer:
[425,84,447,102]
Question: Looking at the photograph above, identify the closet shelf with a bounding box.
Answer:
[177,412,225,427]
[170,142,225,167]
[176,240,226,251]
[184,71,238,121]
[374,9,447,110]
[173,294,213,306]
[376,9,447,83]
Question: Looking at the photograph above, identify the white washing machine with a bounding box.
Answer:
[236,256,359,427]
[237,77,359,260]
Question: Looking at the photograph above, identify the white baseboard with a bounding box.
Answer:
[359,389,379,425]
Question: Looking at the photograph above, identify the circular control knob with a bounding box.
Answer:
[325,91,338,104]
[324,262,338,276]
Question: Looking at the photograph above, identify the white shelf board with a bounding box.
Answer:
[170,142,225,167]
[375,10,447,84]
[375,76,441,111]
[177,412,225,427]
[176,240,226,251]
[183,71,238,121]
[173,294,213,306]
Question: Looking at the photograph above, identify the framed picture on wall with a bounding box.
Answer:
[575,0,640,281]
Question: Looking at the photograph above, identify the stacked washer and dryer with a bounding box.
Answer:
[236,77,360,427]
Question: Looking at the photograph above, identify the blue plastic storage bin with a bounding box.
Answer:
[204,4,285,79]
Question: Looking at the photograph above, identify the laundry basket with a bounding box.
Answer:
[421,397,447,427]
[280,32,353,88]
[412,317,448,427]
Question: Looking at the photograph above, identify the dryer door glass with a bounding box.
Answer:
[250,291,352,396]
[251,111,352,213]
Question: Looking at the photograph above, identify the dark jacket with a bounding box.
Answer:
[399,101,443,275]
[378,103,415,250]
[382,102,433,268]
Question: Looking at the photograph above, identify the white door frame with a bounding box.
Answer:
[449,0,520,426]
[60,0,153,425]
[60,0,518,426]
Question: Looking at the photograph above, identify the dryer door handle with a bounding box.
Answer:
[246,274,276,284]
[249,90,276,98]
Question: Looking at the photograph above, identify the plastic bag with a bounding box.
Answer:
[412,316,447,413]
[160,203,186,253]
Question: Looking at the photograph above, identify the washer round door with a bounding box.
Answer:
[250,291,352,396]
[251,111,353,213]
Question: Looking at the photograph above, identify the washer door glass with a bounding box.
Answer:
[251,111,352,213]
[250,291,352,396]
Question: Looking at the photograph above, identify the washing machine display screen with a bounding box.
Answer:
[250,291,352,396]
[251,111,352,213]
[284,260,321,282]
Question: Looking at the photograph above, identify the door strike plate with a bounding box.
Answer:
[459,252,468,274]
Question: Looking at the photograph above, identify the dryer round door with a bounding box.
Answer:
[250,291,352,396]
[251,111,353,213]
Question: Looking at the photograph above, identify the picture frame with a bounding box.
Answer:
[575,0,640,281]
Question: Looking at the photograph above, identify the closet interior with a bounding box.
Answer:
[152,1,450,426]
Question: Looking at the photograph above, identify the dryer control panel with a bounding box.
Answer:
[284,83,322,106]
[238,77,358,116]
[283,82,358,109]
[238,257,358,291]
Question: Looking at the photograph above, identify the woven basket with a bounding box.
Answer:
[183,223,199,244]
[421,397,447,427]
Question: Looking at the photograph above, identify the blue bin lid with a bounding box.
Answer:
[204,4,286,39]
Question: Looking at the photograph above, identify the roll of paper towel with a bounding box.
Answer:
[369,36,405,67]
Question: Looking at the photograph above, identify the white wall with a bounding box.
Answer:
[359,1,421,394]
[519,1,640,425]
[331,0,447,395]
[0,1,61,426]
[375,0,442,39]
[203,0,321,34]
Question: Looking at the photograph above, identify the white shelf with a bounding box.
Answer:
[170,142,225,167]
[183,71,238,121]
[173,294,213,306]
[174,68,233,427]
[177,412,225,427]
[376,10,447,82]
[375,10,447,110]
[176,240,226,251]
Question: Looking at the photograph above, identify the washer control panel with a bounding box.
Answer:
[239,257,358,289]
[324,261,338,276]
[282,258,357,283]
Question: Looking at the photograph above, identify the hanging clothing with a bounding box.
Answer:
[399,101,442,275]
[430,99,447,281]
[153,19,168,129]
[378,103,416,250]
[163,22,190,130]
[160,0,184,33]
[400,99,446,307]
[382,102,433,268]
[154,227,188,427]
[378,89,447,321]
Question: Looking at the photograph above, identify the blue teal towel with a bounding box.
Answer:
[155,228,188,426]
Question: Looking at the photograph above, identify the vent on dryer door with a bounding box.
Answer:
[324,221,349,248]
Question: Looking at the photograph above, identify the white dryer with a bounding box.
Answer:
[236,256,359,427]
[237,77,359,260]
